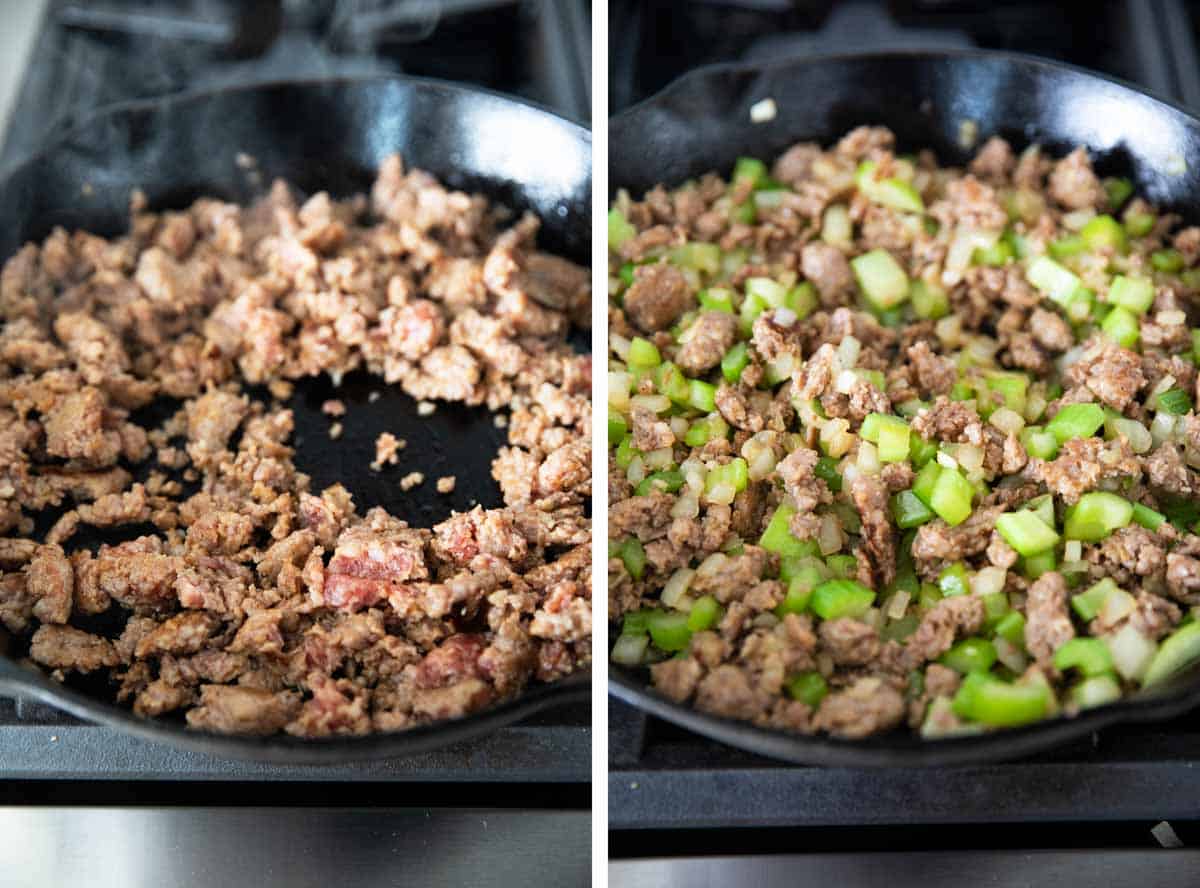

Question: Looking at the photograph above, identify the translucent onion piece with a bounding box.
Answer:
[662,568,697,610]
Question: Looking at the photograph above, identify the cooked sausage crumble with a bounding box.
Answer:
[0,156,591,736]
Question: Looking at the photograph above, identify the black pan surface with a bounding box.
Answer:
[0,75,590,763]
[609,49,1200,766]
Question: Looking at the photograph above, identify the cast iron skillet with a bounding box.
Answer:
[0,75,590,763]
[609,49,1200,766]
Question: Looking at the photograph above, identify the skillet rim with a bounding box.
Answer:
[0,73,593,763]
[608,47,1200,766]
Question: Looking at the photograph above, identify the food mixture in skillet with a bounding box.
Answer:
[0,156,591,736]
[608,125,1200,738]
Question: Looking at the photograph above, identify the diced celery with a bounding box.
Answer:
[777,573,818,616]
[1143,621,1200,686]
[608,412,628,446]
[810,578,876,620]
[621,609,655,637]
[787,282,817,319]
[636,470,685,497]
[619,262,636,287]
[689,379,717,413]
[1048,235,1086,260]
[670,242,721,274]
[615,436,639,470]
[929,467,974,526]
[855,160,925,213]
[851,248,910,310]
[821,204,853,248]
[1045,403,1105,444]
[608,208,637,251]
[628,336,662,368]
[985,371,1028,414]
[1156,387,1192,415]
[656,362,692,404]
[733,156,768,187]
[1124,209,1156,238]
[721,342,750,383]
[909,434,938,467]
[698,288,735,313]
[1022,549,1057,579]
[1072,578,1119,621]
[996,510,1061,557]
[813,456,843,492]
[911,460,942,506]
[1108,274,1155,314]
[745,276,789,308]
[1020,425,1059,460]
[704,458,749,497]
[1027,255,1082,304]
[1080,214,1127,253]
[973,239,1014,267]
[684,413,729,447]
[910,279,949,319]
[1063,492,1133,542]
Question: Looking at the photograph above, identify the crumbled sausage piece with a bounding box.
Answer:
[1025,571,1075,667]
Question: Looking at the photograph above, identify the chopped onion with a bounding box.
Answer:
[1064,540,1082,562]
[1099,587,1136,625]
[856,440,881,476]
[706,482,737,505]
[611,634,649,666]
[887,590,911,620]
[1110,417,1153,454]
[1158,309,1187,327]
[627,455,645,485]
[818,514,844,555]
[953,443,985,480]
[644,447,674,470]
[820,418,854,458]
[681,459,705,492]
[970,566,1007,598]
[943,228,999,285]
[1062,208,1096,230]
[835,368,859,395]
[774,307,797,327]
[749,97,777,123]
[671,492,700,519]
[1024,388,1048,423]
[609,372,632,411]
[995,637,1029,674]
[861,607,884,631]
[669,416,690,438]
[989,406,1025,436]
[966,335,1000,364]
[1059,560,1089,575]
[662,568,697,610]
[696,552,728,577]
[1058,343,1086,372]
[935,314,963,348]
[1107,624,1157,682]
[743,431,779,481]
[837,335,861,369]
[630,393,671,414]
[610,333,631,361]
[936,450,959,470]
[1151,411,1179,446]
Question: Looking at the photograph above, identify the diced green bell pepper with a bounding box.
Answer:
[1022,548,1058,579]
[1124,209,1156,237]
[687,595,722,632]
[1063,491,1133,542]
[608,412,628,446]
[941,637,998,674]
[911,460,942,506]
[621,609,655,637]
[1156,387,1192,415]
[608,208,637,250]
[1045,403,1106,444]
[759,503,817,558]
[1054,637,1115,678]
[615,436,640,469]
[1131,502,1166,531]
[994,611,1026,647]
[938,562,970,598]
[929,466,974,527]
[909,434,938,467]
[619,538,647,580]
[814,455,843,492]
[628,336,662,368]
[810,578,876,620]
[647,611,692,652]
[1080,214,1127,253]
[785,671,829,707]
[689,379,718,413]
[891,490,935,529]
[1020,425,1059,460]
[733,156,769,187]
[777,573,818,616]
[1101,304,1140,349]
[911,279,949,319]
[996,510,1061,557]
[952,672,1051,727]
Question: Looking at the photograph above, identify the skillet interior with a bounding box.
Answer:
[0,75,591,763]
[609,49,1200,766]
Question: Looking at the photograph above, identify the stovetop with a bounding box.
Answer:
[1,0,590,174]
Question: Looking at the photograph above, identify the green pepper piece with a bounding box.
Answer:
[687,595,722,632]
[994,611,1026,647]
[1132,502,1166,531]
[952,672,1051,727]
[938,562,970,598]
[909,434,938,468]
[621,609,655,637]
[776,573,819,616]
[911,460,942,506]
[1045,403,1106,444]
[813,456,843,492]
[615,436,640,470]
[996,510,1061,557]
[733,156,769,188]
[628,336,662,368]
[1063,492,1133,542]
[1123,210,1156,238]
[929,466,974,527]
[1054,637,1115,678]
[1156,387,1192,415]
[608,412,628,446]
[1143,621,1200,686]
[636,470,685,497]
[647,611,692,652]
[689,379,718,413]
[608,208,637,251]
[940,637,998,674]
[620,538,647,580]
[1020,425,1059,460]
[698,288,735,313]
[810,578,876,620]
[1080,214,1128,253]
[891,490,935,529]
[1022,549,1057,579]
[759,503,818,558]
[1151,249,1186,273]
[784,671,829,707]
[1104,176,1134,210]
[852,248,911,310]
[910,279,949,320]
